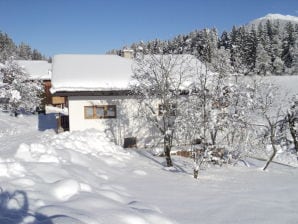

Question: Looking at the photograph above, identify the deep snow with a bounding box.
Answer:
[0,112,298,224]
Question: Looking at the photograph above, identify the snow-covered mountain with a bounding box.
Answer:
[247,13,298,28]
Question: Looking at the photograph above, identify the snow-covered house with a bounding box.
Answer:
[51,54,152,146]
[51,54,203,146]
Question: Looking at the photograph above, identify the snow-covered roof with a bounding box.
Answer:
[123,49,134,52]
[51,54,134,93]
[15,60,52,80]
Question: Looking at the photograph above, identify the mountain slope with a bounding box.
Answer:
[247,13,298,28]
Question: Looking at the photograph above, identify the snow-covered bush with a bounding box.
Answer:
[0,58,42,115]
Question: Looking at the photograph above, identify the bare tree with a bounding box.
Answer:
[252,81,287,171]
[177,48,254,177]
[131,54,194,167]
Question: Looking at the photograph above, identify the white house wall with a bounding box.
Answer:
[68,95,159,147]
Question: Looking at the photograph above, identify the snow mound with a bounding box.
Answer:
[0,113,38,138]
[15,143,59,163]
[14,129,132,167]
[49,129,131,166]
[0,127,176,224]
[0,159,26,177]
[51,129,128,155]
[51,179,80,201]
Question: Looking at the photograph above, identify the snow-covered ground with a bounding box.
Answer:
[0,112,298,224]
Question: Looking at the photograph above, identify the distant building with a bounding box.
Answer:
[121,49,134,59]
[50,54,143,142]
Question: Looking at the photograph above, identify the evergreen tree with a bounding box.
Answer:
[190,30,203,57]
[271,33,284,74]
[243,27,258,73]
[18,42,33,60]
[219,30,230,49]
[256,23,274,74]
[229,26,246,74]
[32,49,43,60]
[272,56,284,75]
[0,32,17,62]
[265,20,274,42]
[291,38,298,75]
[200,28,218,63]
[282,22,295,68]
[255,43,271,75]
[0,31,47,62]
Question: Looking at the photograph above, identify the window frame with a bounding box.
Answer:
[84,105,117,119]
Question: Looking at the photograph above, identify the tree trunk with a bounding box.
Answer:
[210,130,217,146]
[263,121,277,171]
[288,113,298,153]
[193,150,199,179]
[164,135,173,167]
[263,142,277,171]
[193,168,199,179]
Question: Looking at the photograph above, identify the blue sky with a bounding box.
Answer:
[0,0,297,57]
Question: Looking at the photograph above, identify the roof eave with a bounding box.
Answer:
[53,90,133,97]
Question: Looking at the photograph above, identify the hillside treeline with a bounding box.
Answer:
[109,21,298,75]
[0,31,48,63]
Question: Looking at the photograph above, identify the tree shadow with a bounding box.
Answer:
[134,149,164,167]
[134,149,189,174]
[103,97,161,149]
[102,98,130,146]
[0,189,54,224]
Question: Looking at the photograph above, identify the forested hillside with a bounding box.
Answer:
[0,31,47,63]
[108,14,298,75]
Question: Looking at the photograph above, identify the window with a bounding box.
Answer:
[95,107,105,117]
[158,103,177,116]
[85,106,94,119]
[84,105,116,119]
